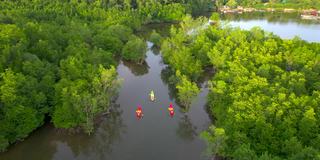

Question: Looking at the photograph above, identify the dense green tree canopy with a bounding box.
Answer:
[175,70,200,109]
[0,0,190,152]
[1,0,319,156]
[208,27,320,159]
[162,15,320,159]
[122,37,147,63]
[149,30,162,47]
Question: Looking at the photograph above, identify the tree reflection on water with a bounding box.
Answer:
[176,115,197,141]
[122,60,149,76]
[52,104,125,159]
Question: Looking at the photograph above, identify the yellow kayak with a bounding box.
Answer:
[149,90,155,101]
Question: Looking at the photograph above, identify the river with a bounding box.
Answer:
[1,12,319,160]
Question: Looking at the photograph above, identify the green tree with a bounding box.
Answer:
[122,37,147,63]
[201,126,227,156]
[176,70,200,108]
[0,0,194,151]
[298,108,317,144]
[106,24,133,43]
[226,0,238,8]
[53,59,121,134]
[149,30,162,47]
[93,32,124,55]
[0,69,40,150]
[232,144,258,160]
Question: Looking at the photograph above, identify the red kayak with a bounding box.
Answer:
[168,103,175,117]
[136,105,144,119]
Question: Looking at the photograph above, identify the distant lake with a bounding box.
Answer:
[221,12,320,42]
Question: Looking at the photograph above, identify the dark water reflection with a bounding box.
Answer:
[136,23,177,39]
[51,104,125,160]
[151,46,161,55]
[160,67,178,100]
[0,104,125,160]
[122,60,149,76]
[176,115,197,141]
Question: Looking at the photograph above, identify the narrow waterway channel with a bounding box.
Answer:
[0,41,211,160]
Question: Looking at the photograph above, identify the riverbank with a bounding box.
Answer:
[219,6,320,14]
[219,6,320,21]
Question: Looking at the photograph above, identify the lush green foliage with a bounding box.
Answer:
[139,2,186,23]
[175,70,200,108]
[161,16,209,109]
[53,65,121,134]
[185,0,214,14]
[163,15,320,159]
[202,27,320,158]
[0,69,43,148]
[0,0,189,151]
[149,30,162,47]
[2,0,318,156]
[122,37,147,63]
[161,15,209,80]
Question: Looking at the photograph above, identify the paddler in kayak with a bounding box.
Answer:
[168,103,175,117]
[136,105,144,119]
[149,90,155,102]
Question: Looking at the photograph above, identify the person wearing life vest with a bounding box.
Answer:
[168,103,174,117]
[136,105,144,119]
[149,90,155,101]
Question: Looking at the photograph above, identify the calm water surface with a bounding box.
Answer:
[221,12,320,42]
[1,13,319,160]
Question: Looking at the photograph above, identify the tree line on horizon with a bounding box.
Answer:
[215,0,320,9]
